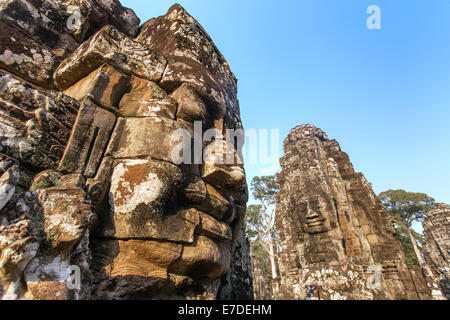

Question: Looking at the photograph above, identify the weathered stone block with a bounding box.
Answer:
[0,0,79,57]
[54,25,167,90]
[170,83,208,123]
[136,4,241,130]
[111,209,200,243]
[38,186,93,252]
[119,76,177,119]
[112,116,187,163]
[58,99,116,177]
[64,64,130,110]
[105,159,198,242]
[26,281,70,300]
[0,20,61,89]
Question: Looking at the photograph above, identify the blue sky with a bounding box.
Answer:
[122,0,450,207]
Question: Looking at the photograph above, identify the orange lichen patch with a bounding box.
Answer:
[27,281,70,300]
[110,160,163,211]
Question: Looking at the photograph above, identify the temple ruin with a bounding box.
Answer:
[274,124,432,300]
[0,1,252,300]
[422,204,450,299]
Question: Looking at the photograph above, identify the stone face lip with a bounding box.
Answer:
[275,124,433,300]
[53,25,168,91]
[168,235,232,280]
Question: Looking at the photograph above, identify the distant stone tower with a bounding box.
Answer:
[274,124,431,300]
[422,204,450,299]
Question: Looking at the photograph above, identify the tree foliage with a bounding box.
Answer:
[250,176,278,207]
[246,175,279,294]
[378,189,435,230]
[394,233,420,268]
[378,189,436,268]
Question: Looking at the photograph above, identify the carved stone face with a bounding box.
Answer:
[84,71,248,295]
[0,3,247,300]
[96,97,246,287]
[296,195,336,234]
[7,3,248,299]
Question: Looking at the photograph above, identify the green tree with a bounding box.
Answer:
[246,205,274,274]
[378,189,436,268]
[246,176,279,294]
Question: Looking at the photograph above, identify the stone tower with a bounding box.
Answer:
[275,124,431,300]
[0,1,251,300]
[422,204,450,299]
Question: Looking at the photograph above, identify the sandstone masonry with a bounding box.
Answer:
[274,124,432,300]
[0,1,252,300]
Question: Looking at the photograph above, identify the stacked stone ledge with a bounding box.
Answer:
[0,1,252,300]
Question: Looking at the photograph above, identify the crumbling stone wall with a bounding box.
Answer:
[251,252,272,300]
[0,1,250,300]
[217,223,254,300]
[274,124,432,300]
[422,204,450,300]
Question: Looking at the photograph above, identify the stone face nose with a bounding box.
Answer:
[305,203,320,220]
